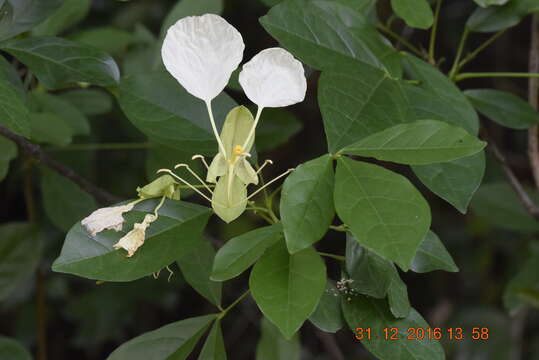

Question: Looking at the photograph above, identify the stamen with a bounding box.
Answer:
[245,168,294,202]
[256,159,274,175]
[166,265,174,282]
[157,169,213,202]
[233,145,244,156]
[192,154,210,170]
[174,163,214,194]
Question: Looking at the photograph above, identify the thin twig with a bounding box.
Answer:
[428,0,442,64]
[528,14,539,189]
[36,269,47,360]
[510,308,528,360]
[0,125,121,205]
[482,128,539,220]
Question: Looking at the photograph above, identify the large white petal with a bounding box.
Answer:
[161,14,244,102]
[239,48,306,108]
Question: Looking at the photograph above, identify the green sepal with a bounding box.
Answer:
[235,158,258,185]
[221,105,255,155]
[212,174,247,223]
[137,174,178,200]
[207,153,227,183]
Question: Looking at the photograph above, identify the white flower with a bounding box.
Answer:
[161,14,244,102]
[81,203,135,236]
[239,47,307,108]
[113,214,157,257]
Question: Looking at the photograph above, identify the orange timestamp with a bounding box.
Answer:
[354,327,489,341]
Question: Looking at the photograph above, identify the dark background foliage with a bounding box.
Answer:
[0,0,538,359]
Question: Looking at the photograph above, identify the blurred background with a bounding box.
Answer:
[0,0,538,359]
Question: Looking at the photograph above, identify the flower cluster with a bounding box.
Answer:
[159,13,307,223]
[79,13,308,258]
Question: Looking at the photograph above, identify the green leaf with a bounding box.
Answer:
[319,65,409,153]
[250,242,326,339]
[402,55,479,135]
[31,91,90,135]
[0,337,32,360]
[1,36,120,89]
[256,317,300,360]
[260,0,401,75]
[342,120,486,165]
[52,199,212,281]
[259,0,282,6]
[0,57,30,137]
[0,222,41,301]
[309,281,345,333]
[59,88,113,116]
[465,89,539,129]
[335,157,431,270]
[40,168,97,232]
[345,234,397,298]
[342,296,445,360]
[412,152,485,214]
[0,136,17,181]
[211,224,282,281]
[198,320,227,360]
[28,112,73,146]
[474,0,510,7]
[0,0,63,41]
[32,0,91,36]
[107,315,215,360]
[504,251,539,314]
[411,231,458,273]
[178,240,222,306]
[390,0,434,29]
[281,155,335,254]
[255,108,302,152]
[467,0,539,33]
[471,182,539,232]
[118,71,237,155]
[402,55,484,213]
[70,27,134,55]
[388,273,411,318]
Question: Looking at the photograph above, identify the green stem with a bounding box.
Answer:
[48,142,152,151]
[428,0,442,64]
[246,206,272,214]
[458,29,507,69]
[177,184,215,189]
[318,252,345,262]
[329,224,348,232]
[449,27,470,80]
[218,290,250,319]
[24,160,47,360]
[376,24,423,57]
[455,72,539,82]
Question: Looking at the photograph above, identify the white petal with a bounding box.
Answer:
[239,48,307,108]
[113,214,157,257]
[81,203,134,236]
[161,14,244,102]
